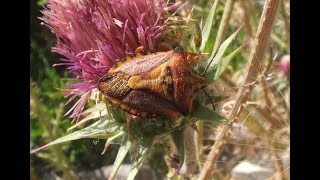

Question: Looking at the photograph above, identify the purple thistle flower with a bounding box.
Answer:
[40,0,180,120]
[278,55,290,79]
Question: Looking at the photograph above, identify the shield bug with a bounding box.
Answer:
[98,47,207,118]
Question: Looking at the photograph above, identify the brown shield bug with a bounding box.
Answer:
[98,47,207,118]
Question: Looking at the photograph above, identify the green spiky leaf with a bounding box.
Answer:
[200,0,219,52]
[205,26,242,82]
[67,101,108,131]
[127,137,154,180]
[208,39,249,83]
[191,104,226,123]
[31,117,121,154]
[109,135,132,180]
[101,131,125,155]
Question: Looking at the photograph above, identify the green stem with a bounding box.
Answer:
[213,0,235,51]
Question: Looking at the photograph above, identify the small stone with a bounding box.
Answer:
[231,161,272,180]
[78,164,153,180]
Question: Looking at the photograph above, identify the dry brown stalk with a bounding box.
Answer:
[196,0,236,171]
[198,0,281,179]
[270,142,285,180]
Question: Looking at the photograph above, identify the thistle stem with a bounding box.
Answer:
[179,125,197,175]
[195,120,204,169]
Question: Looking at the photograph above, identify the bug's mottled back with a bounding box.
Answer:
[98,47,207,117]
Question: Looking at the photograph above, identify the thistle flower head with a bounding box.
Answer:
[34,2,249,179]
[41,0,180,119]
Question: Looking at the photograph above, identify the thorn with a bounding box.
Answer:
[101,143,110,155]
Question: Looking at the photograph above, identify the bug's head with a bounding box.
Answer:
[97,72,131,99]
[97,73,113,83]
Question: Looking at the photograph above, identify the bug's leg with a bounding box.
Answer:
[186,52,200,64]
[175,42,205,64]
[127,116,132,135]
[105,102,112,130]
[131,115,140,121]
[202,89,216,111]
[134,46,144,54]
[186,52,210,64]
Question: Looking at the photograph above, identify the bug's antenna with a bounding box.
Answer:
[202,44,220,75]
[202,89,215,111]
